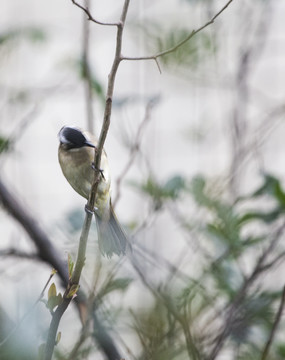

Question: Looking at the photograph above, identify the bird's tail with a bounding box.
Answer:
[94,205,129,257]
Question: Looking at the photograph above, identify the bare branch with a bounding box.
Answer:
[71,0,118,26]
[122,0,234,64]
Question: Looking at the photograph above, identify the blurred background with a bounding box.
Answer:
[1,0,285,359]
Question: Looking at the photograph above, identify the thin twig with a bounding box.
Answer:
[261,285,285,360]
[122,0,234,64]
[71,0,118,26]
[113,98,157,207]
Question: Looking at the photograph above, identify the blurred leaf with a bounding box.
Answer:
[163,175,185,198]
[239,208,283,224]
[130,174,186,209]
[277,343,285,357]
[0,27,46,46]
[252,173,285,207]
[78,58,105,103]
[98,277,132,299]
[190,175,210,207]
[0,136,10,153]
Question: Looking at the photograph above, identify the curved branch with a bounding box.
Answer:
[71,0,118,26]
[122,0,234,64]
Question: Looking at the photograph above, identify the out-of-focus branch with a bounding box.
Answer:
[0,247,39,260]
[82,0,94,134]
[131,257,200,360]
[229,0,273,197]
[0,177,121,360]
[113,98,157,207]
[122,0,234,65]
[261,285,285,360]
[208,221,285,360]
[0,177,69,282]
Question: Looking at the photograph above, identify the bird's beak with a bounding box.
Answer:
[84,140,96,148]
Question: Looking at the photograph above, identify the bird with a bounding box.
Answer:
[58,125,128,257]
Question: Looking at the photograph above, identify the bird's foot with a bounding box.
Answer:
[91,162,105,180]
[85,204,94,215]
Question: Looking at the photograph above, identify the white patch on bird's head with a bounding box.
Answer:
[58,125,95,149]
[58,125,78,144]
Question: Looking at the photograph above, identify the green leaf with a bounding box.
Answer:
[47,283,63,311]
[0,27,46,46]
[277,343,285,357]
[239,208,283,224]
[67,284,80,298]
[48,283,57,299]
[252,173,285,207]
[67,253,74,279]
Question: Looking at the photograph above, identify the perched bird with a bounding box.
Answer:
[58,125,128,257]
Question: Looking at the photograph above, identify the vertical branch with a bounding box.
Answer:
[88,0,130,209]
[44,1,131,359]
[228,1,273,197]
[82,0,94,133]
